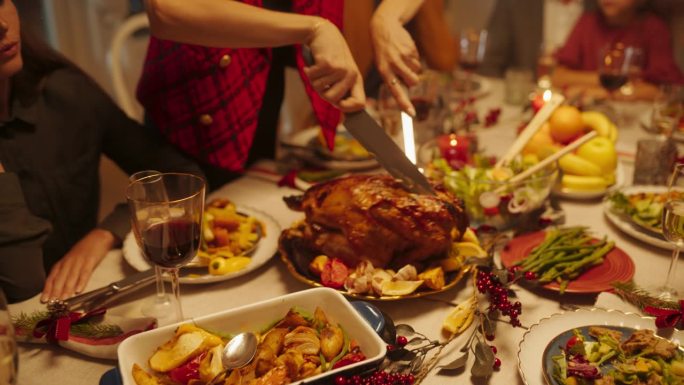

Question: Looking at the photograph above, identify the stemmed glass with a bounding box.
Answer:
[126,173,205,322]
[129,171,173,321]
[598,44,631,95]
[652,85,683,138]
[656,163,684,300]
[0,290,17,385]
[457,28,488,99]
[598,44,642,123]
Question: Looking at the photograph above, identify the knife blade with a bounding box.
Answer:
[301,46,435,195]
[343,110,435,195]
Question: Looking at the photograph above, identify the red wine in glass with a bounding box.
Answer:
[141,219,200,268]
[410,97,432,122]
[459,60,479,72]
[599,73,628,92]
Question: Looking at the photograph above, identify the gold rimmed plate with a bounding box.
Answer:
[518,308,684,385]
[540,324,684,385]
[278,226,470,301]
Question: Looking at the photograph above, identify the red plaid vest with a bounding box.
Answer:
[136,0,342,172]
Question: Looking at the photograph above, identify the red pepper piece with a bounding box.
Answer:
[321,258,349,289]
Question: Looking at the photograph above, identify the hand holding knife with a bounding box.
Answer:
[302,46,435,196]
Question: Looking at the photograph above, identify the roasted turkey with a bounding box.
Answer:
[281,175,468,269]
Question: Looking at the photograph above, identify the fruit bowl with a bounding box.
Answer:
[523,107,619,200]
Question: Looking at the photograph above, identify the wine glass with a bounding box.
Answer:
[0,290,17,385]
[129,171,173,321]
[598,44,642,96]
[656,163,684,300]
[378,71,446,152]
[652,85,684,138]
[457,28,488,99]
[598,44,641,123]
[126,173,205,322]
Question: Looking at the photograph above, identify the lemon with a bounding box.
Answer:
[461,227,479,244]
[380,280,424,296]
[443,296,477,334]
[455,242,487,258]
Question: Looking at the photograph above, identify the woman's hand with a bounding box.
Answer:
[370,12,422,116]
[41,228,116,302]
[303,18,366,112]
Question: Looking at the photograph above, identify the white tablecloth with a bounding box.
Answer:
[12,79,683,385]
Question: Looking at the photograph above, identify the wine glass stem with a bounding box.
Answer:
[154,266,167,300]
[664,248,680,291]
[166,267,184,321]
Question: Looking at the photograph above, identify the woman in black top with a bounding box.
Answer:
[0,1,204,303]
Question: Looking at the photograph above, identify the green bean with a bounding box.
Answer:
[516,228,614,292]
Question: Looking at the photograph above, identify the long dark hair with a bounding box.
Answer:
[12,21,80,103]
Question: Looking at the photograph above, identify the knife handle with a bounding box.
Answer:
[63,270,156,311]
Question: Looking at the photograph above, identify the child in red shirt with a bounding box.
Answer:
[553,0,683,100]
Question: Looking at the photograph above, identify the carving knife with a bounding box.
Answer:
[302,47,435,195]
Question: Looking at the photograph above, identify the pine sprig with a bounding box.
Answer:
[12,311,50,331]
[12,310,123,340]
[612,282,680,311]
[70,323,123,339]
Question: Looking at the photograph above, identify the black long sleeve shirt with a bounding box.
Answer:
[0,68,204,302]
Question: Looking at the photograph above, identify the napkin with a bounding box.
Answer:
[594,292,642,314]
[14,311,156,360]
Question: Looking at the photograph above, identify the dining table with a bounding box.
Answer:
[10,77,684,385]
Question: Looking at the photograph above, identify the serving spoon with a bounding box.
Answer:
[208,332,258,385]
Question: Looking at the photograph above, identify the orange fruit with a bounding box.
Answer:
[523,122,554,155]
[548,106,585,144]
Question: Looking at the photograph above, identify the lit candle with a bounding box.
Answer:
[437,134,472,169]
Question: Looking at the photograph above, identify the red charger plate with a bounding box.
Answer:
[500,231,635,294]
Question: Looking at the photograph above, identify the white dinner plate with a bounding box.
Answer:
[281,126,379,171]
[518,308,683,385]
[122,206,281,284]
[603,184,675,250]
[552,161,625,200]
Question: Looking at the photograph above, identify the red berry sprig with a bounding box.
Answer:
[476,267,531,328]
[335,371,415,385]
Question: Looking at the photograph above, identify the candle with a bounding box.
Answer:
[437,134,475,169]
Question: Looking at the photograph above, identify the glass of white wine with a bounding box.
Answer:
[0,290,17,385]
[658,163,684,300]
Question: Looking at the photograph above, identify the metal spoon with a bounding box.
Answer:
[208,332,258,385]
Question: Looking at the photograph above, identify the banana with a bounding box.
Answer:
[582,111,618,142]
[608,123,618,142]
[442,295,477,334]
[558,153,603,177]
[561,174,610,191]
[603,172,616,186]
[581,111,610,136]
